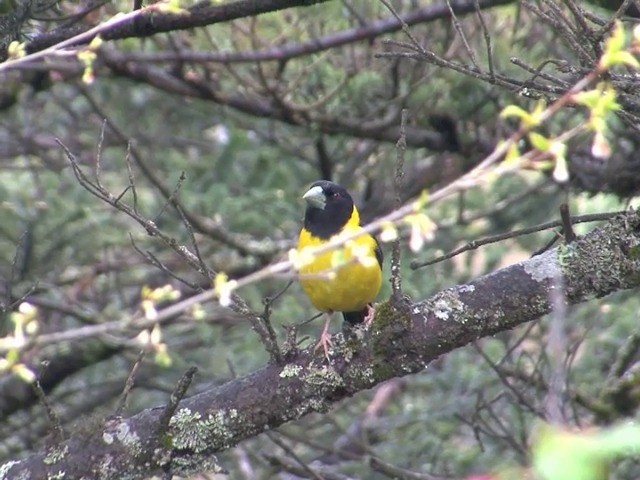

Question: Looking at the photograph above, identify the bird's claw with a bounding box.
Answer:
[314,330,333,360]
[363,304,376,326]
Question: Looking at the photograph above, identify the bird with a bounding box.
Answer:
[297,180,383,358]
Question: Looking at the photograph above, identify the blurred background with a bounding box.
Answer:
[1,0,639,478]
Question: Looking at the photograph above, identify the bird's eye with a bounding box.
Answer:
[330,192,340,198]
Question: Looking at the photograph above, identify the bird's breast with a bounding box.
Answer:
[297,227,382,313]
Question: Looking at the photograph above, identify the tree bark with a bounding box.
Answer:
[3,210,640,479]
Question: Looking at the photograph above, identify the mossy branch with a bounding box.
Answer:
[3,209,640,479]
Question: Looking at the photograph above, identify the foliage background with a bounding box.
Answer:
[1,0,639,478]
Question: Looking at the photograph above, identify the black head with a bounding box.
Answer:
[302,181,355,239]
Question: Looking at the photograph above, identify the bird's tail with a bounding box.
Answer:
[342,308,367,325]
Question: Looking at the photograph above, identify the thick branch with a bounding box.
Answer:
[104,0,514,65]
[0,340,121,420]
[25,0,334,54]
[4,210,640,479]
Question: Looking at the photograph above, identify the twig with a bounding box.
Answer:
[411,211,621,269]
[265,432,325,480]
[475,0,494,80]
[156,366,198,436]
[114,350,146,417]
[445,0,479,69]
[129,235,202,290]
[154,171,187,224]
[391,109,407,299]
[95,120,106,190]
[125,143,139,213]
[473,343,542,417]
[370,456,447,480]
[559,203,576,243]
[32,362,65,443]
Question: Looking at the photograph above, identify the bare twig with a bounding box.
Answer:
[266,432,325,480]
[157,366,198,436]
[33,363,65,443]
[559,203,576,243]
[445,0,479,69]
[391,109,407,299]
[114,350,146,417]
[411,211,621,269]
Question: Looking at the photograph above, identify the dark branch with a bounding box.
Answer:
[25,0,335,54]
[102,0,514,65]
[4,209,640,479]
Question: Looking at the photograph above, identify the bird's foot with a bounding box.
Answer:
[314,330,333,360]
[363,304,376,327]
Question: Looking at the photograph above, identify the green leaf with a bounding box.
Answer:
[534,422,640,480]
[529,132,551,152]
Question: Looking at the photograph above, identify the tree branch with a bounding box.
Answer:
[102,0,514,65]
[4,209,640,479]
[24,0,334,55]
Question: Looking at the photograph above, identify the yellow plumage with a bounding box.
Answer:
[297,180,383,357]
[298,207,381,313]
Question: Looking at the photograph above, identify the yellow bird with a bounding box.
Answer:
[297,181,383,357]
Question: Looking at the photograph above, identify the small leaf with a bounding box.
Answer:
[154,347,173,368]
[572,89,602,109]
[412,189,430,211]
[155,0,189,14]
[150,324,162,345]
[142,299,157,320]
[533,422,640,480]
[379,222,398,242]
[405,213,436,252]
[350,242,377,268]
[600,21,640,70]
[500,105,531,122]
[606,20,626,54]
[330,248,347,268]
[551,143,569,183]
[501,102,545,128]
[7,41,26,59]
[289,247,314,269]
[88,35,103,51]
[213,273,237,307]
[191,303,205,320]
[529,132,551,152]
[502,141,521,166]
[12,363,36,383]
[608,51,640,69]
[592,131,612,159]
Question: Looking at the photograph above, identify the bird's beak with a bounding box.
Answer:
[302,185,326,209]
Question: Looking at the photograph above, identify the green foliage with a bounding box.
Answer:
[534,422,640,480]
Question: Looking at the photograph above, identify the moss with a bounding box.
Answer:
[168,407,239,456]
[202,409,239,449]
[371,300,411,352]
[279,364,303,378]
[0,461,20,480]
[371,355,397,380]
[302,364,344,389]
[47,471,66,480]
[168,409,207,451]
[294,397,330,417]
[343,364,375,387]
[102,421,142,458]
[370,300,413,379]
[171,454,226,474]
[43,444,69,465]
[374,301,400,327]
